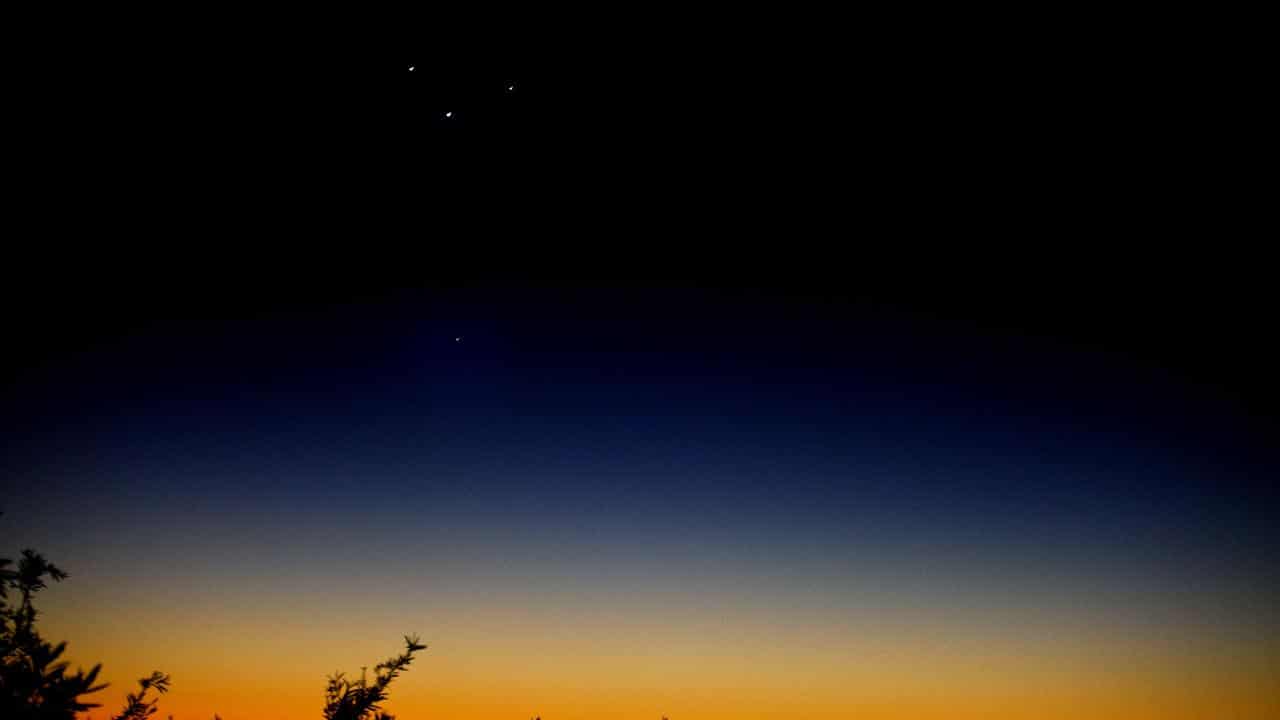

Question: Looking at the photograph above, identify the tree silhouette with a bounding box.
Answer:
[111,671,170,720]
[5,516,426,720]
[1,544,109,719]
[322,635,427,720]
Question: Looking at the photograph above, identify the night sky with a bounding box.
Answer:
[4,19,1277,720]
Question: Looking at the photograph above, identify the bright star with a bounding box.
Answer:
[408,65,415,72]
[444,111,453,118]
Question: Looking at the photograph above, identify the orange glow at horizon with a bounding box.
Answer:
[43,583,1280,720]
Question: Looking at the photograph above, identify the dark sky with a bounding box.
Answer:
[2,21,1278,715]
[5,284,1278,534]
[4,12,1272,519]
[6,16,1272,413]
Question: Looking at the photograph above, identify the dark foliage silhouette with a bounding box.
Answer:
[4,516,429,720]
[111,671,170,720]
[323,635,427,720]
[1,535,648,719]
[1,541,108,719]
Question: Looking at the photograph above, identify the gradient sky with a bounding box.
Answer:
[3,287,1278,719]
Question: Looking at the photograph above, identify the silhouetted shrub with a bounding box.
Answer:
[323,636,427,720]
[111,671,170,720]
[5,521,422,720]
